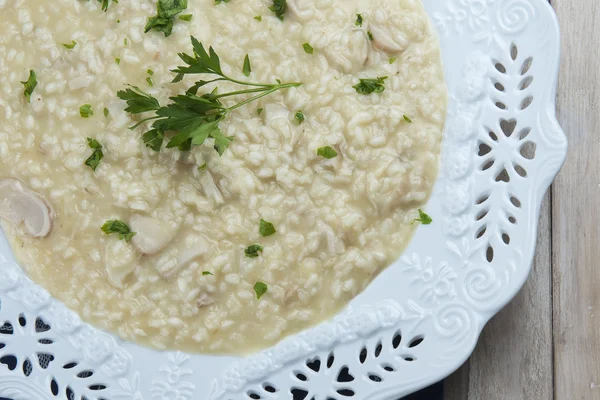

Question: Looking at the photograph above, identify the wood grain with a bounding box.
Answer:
[552,0,600,399]
[445,195,553,400]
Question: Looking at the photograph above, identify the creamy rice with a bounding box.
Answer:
[0,0,446,353]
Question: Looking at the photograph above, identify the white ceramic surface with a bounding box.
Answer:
[0,0,567,399]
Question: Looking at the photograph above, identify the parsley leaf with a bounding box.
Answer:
[101,220,136,241]
[259,219,276,237]
[254,15,262,21]
[63,40,77,49]
[257,107,264,115]
[353,76,387,95]
[403,115,412,123]
[97,0,116,12]
[355,13,363,27]
[85,138,104,172]
[215,0,230,3]
[412,209,432,225]
[317,146,337,159]
[20,70,37,103]
[202,270,213,276]
[294,110,305,123]
[269,0,286,21]
[245,244,263,258]
[302,43,314,54]
[121,37,301,157]
[389,56,397,64]
[80,104,94,118]
[115,57,121,65]
[104,107,109,117]
[367,31,374,41]
[145,0,188,37]
[243,54,251,77]
[178,14,193,21]
[254,282,268,299]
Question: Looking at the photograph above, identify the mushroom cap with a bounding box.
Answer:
[0,179,53,238]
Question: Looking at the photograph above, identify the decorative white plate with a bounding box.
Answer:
[0,0,567,399]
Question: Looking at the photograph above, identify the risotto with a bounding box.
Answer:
[0,0,446,353]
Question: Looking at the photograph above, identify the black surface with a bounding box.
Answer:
[0,382,443,399]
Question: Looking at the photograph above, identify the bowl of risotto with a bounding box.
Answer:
[0,0,566,399]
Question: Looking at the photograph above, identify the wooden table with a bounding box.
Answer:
[439,1,600,399]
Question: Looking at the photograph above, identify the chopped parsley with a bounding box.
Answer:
[269,0,286,21]
[257,108,264,115]
[119,37,301,156]
[389,56,397,64]
[412,209,432,225]
[353,77,387,95]
[146,77,154,87]
[367,31,374,41]
[202,271,213,276]
[243,54,252,77]
[303,43,314,54]
[215,0,230,3]
[145,0,188,37]
[147,69,154,76]
[294,110,305,123]
[355,14,363,27]
[254,282,268,299]
[84,138,104,172]
[198,162,207,171]
[254,15,262,21]
[115,57,121,65]
[403,115,412,123]
[63,40,77,49]
[178,14,193,21]
[97,0,116,12]
[20,70,37,103]
[259,219,276,237]
[104,107,109,117]
[317,146,337,159]
[245,244,263,258]
[101,220,136,241]
[79,104,94,118]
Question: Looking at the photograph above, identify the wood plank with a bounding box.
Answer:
[445,195,553,399]
[552,0,600,399]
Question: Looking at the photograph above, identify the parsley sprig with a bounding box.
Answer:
[119,36,302,155]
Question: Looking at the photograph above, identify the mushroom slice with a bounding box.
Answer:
[369,24,409,53]
[197,293,214,308]
[130,214,176,256]
[0,179,53,238]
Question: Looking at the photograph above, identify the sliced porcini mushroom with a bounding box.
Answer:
[324,29,369,74]
[0,179,53,238]
[130,214,177,256]
[155,234,212,279]
[369,24,409,53]
[196,293,214,308]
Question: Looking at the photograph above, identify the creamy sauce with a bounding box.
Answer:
[0,0,446,354]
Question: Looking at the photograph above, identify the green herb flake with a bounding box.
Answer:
[145,0,188,37]
[146,77,154,87]
[215,0,230,3]
[254,281,268,299]
[302,43,314,54]
[20,70,38,103]
[389,56,397,64]
[355,13,363,27]
[412,209,432,225]
[254,15,262,21]
[79,104,94,118]
[367,31,374,41]
[244,244,263,258]
[84,137,104,172]
[243,54,252,77]
[403,115,412,123]
[103,107,109,117]
[259,219,276,237]
[353,76,387,95]
[147,69,154,75]
[317,146,337,159]
[178,13,193,21]
[124,38,128,46]
[269,0,286,21]
[294,110,305,123]
[101,220,136,241]
[198,162,207,171]
[202,271,213,276]
[115,57,121,65]
[62,40,77,49]
[257,108,264,115]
